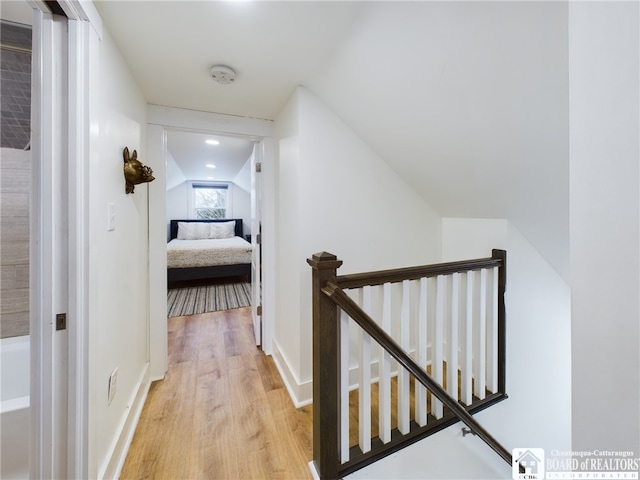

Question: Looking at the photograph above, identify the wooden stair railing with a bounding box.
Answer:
[308,250,512,479]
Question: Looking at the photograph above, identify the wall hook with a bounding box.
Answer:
[461,427,477,437]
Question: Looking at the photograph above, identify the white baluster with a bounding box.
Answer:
[340,309,350,463]
[474,269,487,399]
[379,282,392,443]
[447,272,459,400]
[398,280,411,434]
[358,287,372,453]
[461,271,474,405]
[486,266,499,393]
[432,275,444,418]
[415,277,428,426]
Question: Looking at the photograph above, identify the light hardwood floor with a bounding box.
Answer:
[120,307,457,479]
[120,307,313,480]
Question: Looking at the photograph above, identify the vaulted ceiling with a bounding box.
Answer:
[97,1,569,279]
[166,131,254,185]
[305,2,569,279]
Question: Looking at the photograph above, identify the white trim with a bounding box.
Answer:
[147,124,168,380]
[147,105,275,377]
[98,364,151,480]
[57,0,103,38]
[66,17,93,480]
[260,137,275,354]
[250,143,262,346]
[271,339,312,408]
[308,461,320,480]
[25,0,50,14]
[29,9,49,479]
[148,104,273,138]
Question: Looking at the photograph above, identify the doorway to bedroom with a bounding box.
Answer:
[164,129,263,346]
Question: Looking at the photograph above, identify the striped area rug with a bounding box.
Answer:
[167,283,251,317]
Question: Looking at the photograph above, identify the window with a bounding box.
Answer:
[189,182,232,219]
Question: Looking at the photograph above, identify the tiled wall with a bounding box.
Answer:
[1,21,31,338]
[1,148,30,338]
[1,21,31,150]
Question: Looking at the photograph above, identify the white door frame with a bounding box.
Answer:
[250,140,263,346]
[29,1,101,478]
[147,105,276,380]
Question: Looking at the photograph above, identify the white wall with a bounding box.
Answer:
[347,425,510,480]
[87,26,150,479]
[233,156,252,193]
[232,182,251,236]
[165,181,187,238]
[350,218,572,479]
[476,222,571,449]
[273,87,442,405]
[569,2,640,454]
[165,149,185,191]
[308,1,570,281]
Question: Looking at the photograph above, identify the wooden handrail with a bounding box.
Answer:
[336,256,502,289]
[322,281,514,467]
[308,250,510,479]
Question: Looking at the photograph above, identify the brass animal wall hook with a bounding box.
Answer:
[123,147,155,194]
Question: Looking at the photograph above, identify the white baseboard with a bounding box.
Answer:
[99,362,151,480]
[271,339,312,408]
[308,460,320,480]
[270,339,421,407]
[271,339,392,408]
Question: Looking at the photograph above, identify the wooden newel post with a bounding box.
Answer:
[307,252,343,480]
[492,249,507,394]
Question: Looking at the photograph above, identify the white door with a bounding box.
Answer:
[30,2,97,477]
[30,7,69,479]
[250,140,263,345]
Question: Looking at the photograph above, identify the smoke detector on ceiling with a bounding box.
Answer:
[209,65,237,85]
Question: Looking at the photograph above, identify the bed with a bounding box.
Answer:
[167,218,252,285]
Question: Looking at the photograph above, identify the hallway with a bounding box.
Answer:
[120,307,313,479]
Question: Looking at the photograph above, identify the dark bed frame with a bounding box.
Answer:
[167,218,251,285]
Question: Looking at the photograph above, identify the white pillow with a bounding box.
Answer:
[209,221,236,239]
[177,222,210,240]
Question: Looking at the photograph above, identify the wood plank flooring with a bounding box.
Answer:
[120,307,313,480]
[120,307,467,478]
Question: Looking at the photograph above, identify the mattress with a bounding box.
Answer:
[167,236,252,269]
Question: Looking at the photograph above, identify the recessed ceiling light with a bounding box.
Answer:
[206,164,216,168]
[207,176,215,180]
[205,139,219,145]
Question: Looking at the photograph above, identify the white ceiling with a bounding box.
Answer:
[94,1,366,120]
[166,130,254,184]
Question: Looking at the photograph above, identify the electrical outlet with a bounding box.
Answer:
[108,367,118,404]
